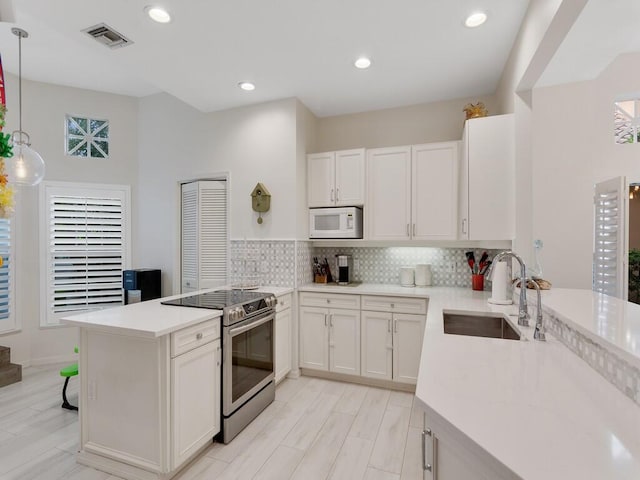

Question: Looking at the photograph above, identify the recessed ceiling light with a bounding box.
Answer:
[354,57,372,69]
[145,6,172,24]
[238,82,256,91]
[465,12,487,28]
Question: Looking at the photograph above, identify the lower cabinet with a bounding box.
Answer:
[422,412,510,480]
[299,292,426,386]
[299,306,361,375]
[78,317,221,479]
[361,311,426,384]
[171,339,220,467]
[361,295,427,385]
[275,293,292,383]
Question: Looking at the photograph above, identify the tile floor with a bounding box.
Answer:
[0,364,425,480]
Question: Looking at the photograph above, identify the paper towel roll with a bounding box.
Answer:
[488,261,512,305]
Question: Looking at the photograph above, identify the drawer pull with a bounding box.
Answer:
[196,333,203,340]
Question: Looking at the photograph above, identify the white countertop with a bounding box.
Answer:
[531,288,640,367]
[298,282,434,297]
[61,285,293,338]
[414,287,640,480]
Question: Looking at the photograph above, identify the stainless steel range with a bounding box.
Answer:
[162,290,277,443]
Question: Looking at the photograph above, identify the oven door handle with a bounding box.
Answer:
[228,313,275,337]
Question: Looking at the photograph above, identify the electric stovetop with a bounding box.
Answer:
[161,289,268,310]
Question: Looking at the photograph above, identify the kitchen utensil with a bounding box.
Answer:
[465,251,475,273]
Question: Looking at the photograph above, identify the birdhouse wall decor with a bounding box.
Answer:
[251,182,271,224]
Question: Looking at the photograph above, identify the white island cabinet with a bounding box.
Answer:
[62,299,223,480]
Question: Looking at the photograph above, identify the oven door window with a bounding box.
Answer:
[231,317,274,404]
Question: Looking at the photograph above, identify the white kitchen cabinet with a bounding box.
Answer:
[361,296,426,384]
[181,180,228,292]
[366,143,458,241]
[458,114,514,240]
[366,145,412,240]
[393,313,425,384]
[422,413,508,480]
[412,142,459,240]
[307,148,365,207]
[77,316,222,479]
[275,293,292,383]
[171,338,220,467]
[299,293,361,375]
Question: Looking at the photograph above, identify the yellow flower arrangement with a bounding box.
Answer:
[0,104,14,219]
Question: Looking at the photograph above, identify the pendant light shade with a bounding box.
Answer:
[8,27,45,187]
[7,132,45,185]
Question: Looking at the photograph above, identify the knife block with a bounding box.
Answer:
[314,274,328,284]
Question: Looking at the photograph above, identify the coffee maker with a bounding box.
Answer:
[336,254,353,285]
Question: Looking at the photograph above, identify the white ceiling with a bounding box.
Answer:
[0,0,530,117]
[537,0,640,87]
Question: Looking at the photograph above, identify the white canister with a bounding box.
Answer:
[415,264,432,287]
[400,267,415,287]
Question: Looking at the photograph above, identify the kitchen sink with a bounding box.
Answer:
[443,311,521,340]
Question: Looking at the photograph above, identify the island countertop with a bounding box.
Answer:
[61,285,293,338]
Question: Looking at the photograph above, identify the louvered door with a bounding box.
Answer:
[593,177,626,299]
[181,181,228,293]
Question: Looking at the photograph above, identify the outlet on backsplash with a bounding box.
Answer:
[354,259,360,274]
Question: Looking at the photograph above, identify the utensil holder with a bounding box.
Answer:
[471,274,484,291]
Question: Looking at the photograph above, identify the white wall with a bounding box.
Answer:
[1,74,139,365]
[531,52,640,288]
[314,95,498,152]
[135,94,299,295]
[296,100,317,240]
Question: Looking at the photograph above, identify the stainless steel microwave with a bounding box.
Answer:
[309,207,363,239]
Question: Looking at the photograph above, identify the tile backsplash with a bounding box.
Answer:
[311,246,503,288]
[229,240,505,289]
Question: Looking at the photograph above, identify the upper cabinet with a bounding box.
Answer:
[308,148,365,207]
[366,142,459,241]
[459,114,515,241]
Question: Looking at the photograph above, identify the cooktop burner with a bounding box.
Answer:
[161,289,270,310]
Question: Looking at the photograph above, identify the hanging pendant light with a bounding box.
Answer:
[7,28,45,187]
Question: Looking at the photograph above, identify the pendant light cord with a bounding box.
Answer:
[17,31,22,135]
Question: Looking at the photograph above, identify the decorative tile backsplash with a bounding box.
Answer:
[296,241,314,287]
[230,240,295,287]
[311,246,503,288]
[542,306,640,406]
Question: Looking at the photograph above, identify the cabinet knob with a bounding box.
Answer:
[390,303,395,308]
[196,333,203,340]
[327,299,331,304]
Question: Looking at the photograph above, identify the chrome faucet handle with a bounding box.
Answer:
[527,278,546,342]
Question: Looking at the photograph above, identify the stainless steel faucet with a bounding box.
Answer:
[487,251,530,327]
[528,278,546,341]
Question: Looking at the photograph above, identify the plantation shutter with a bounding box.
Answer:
[593,177,626,299]
[42,183,130,325]
[0,218,15,333]
[181,180,227,293]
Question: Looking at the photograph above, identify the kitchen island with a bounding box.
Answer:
[61,285,292,480]
[62,296,223,480]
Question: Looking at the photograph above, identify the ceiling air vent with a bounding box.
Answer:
[83,23,133,49]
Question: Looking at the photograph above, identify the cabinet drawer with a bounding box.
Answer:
[361,295,427,315]
[276,293,292,312]
[299,292,361,310]
[171,318,221,358]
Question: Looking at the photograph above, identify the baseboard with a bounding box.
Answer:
[300,368,416,392]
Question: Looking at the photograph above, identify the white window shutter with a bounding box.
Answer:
[181,180,227,293]
[41,183,130,326]
[0,218,15,334]
[593,176,626,298]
